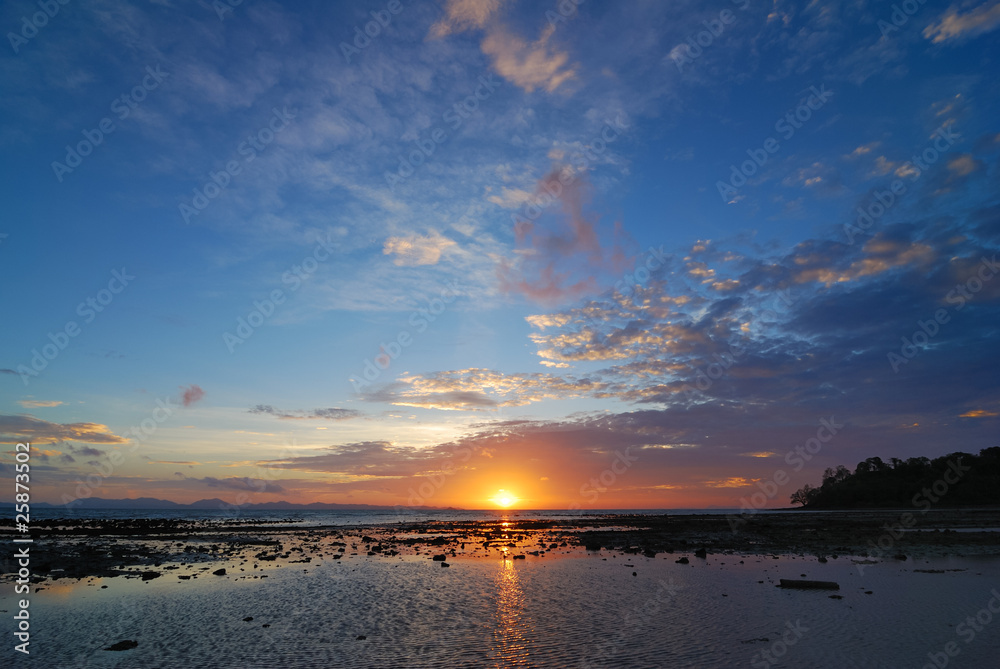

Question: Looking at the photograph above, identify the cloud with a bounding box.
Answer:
[428,0,575,93]
[960,409,998,418]
[181,385,205,407]
[480,24,576,93]
[498,167,637,304]
[429,0,503,38]
[364,368,610,410]
[17,400,63,408]
[383,231,456,266]
[924,1,1000,43]
[0,369,17,375]
[0,414,127,444]
[190,476,285,494]
[248,405,361,421]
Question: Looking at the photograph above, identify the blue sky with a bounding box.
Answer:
[1,0,999,509]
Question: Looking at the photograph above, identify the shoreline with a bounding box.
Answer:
[3,508,999,584]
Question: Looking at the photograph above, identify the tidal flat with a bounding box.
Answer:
[2,510,999,667]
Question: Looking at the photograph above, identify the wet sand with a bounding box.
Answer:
[3,510,1000,667]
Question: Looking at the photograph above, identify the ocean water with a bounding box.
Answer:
[6,549,1000,668]
[30,507,750,526]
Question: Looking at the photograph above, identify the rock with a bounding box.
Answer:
[441,562,450,567]
[243,617,253,622]
[817,557,828,563]
[104,640,138,652]
[778,579,840,590]
[356,635,367,641]
[694,548,707,559]
[894,554,907,561]
[213,568,227,576]
[829,595,843,600]
[140,571,160,581]
[178,575,191,580]
[513,554,526,560]
[632,572,637,577]
[643,549,657,558]
[676,557,689,564]
[262,624,270,628]
[432,554,447,561]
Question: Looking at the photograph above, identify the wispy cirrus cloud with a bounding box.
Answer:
[248,405,361,421]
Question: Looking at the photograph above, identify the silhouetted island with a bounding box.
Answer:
[791,447,1000,509]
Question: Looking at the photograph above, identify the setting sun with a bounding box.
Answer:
[490,490,519,508]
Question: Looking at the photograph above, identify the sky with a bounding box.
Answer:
[1,0,998,510]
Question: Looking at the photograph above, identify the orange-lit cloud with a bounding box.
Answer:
[0,414,128,444]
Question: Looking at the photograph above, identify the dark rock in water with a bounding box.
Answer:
[512,554,526,560]
[432,554,447,561]
[140,571,160,581]
[632,572,637,577]
[243,617,253,622]
[441,562,450,567]
[864,590,873,595]
[694,548,707,559]
[829,595,843,600]
[894,554,907,561]
[778,579,839,590]
[676,557,689,564]
[104,640,138,652]
[643,549,657,558]
[817,557,828,563]
[356,635,367,641]
[213,568,227,576]
[262,624,270,628]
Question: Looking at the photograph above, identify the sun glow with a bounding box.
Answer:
[490,490,519,508]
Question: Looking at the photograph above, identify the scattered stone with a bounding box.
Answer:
[356,635,367,641]
[243,617,253,622]
[140,571,160,581]
[694,548,707,559]
[676,557,689,564]
[431,554,447,561]
[829,595,843,600]
[441,562,450,567]
[104,640,138,652]
[213,568,227,576]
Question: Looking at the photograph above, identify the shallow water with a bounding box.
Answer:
[4,551,1000,668]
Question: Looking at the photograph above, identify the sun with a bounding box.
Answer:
[490,489,518,508]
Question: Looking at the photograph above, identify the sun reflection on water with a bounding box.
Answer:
[489,557,531,666]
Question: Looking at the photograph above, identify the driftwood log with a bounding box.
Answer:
[778,579,840,590]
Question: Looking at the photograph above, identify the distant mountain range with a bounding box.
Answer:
[1,496,459,511]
